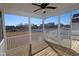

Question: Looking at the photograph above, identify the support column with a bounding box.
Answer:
[42,19,45,39]
[42,11,46,40]
[28,16,32,56]
[58,15,61,45]
[70,12,73,49]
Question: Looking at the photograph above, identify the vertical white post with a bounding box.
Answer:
[2,11,7,56]
[28,16,31,44]
[42,19,44,33]
[42,19,46,40]
[28,16,32,56]
[42,19,45,36]
[58,15,61,45]
[70,12,73,49]
[42,12,46,40]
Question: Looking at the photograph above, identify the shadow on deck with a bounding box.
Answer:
[44,40,79,56]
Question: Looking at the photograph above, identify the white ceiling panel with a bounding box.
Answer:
[0,3,79,18]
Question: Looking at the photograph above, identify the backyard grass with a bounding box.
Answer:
[6,31,29,37]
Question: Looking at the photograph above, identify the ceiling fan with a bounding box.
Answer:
[32,3,56,13]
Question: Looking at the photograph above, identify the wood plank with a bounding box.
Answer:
[34,47,58,56]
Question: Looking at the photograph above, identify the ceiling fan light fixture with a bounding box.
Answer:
[42,9,46,13]
[42,9,45,12]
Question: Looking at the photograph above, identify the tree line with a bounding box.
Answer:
[6,23,70,32]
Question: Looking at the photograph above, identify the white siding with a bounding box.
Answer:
[72,23,79,30]
[72,23,79,35]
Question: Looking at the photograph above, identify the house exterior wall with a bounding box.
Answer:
[72,23,79,30]
[0,10,6,56]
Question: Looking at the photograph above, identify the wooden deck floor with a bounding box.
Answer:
[6,40,79,56]
[34,47,58,56]
[44,40,79,56]
[6,37,79,56]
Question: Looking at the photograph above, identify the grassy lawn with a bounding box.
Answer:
[6,31,29,37]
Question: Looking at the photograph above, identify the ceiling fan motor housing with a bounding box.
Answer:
[32,3,56,12]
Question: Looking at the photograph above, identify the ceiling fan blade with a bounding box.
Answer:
[32,3,41,7]
[41,3,49,8]
[44,3,49,6]
[46,7,56,9]
[34,8,42,12]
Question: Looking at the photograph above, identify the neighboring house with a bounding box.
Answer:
[72,13,79,23]
[72,13,79,35]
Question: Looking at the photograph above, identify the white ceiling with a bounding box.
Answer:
[0,3,79,18]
